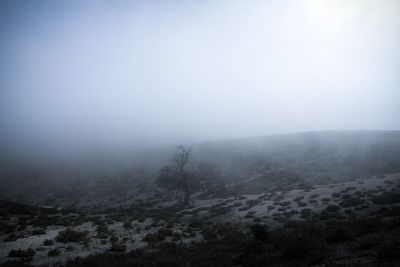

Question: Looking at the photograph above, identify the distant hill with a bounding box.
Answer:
[1,130,400,205]
[193,130,400,193]
[0,200,57,216]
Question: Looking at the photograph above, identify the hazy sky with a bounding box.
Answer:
[1,0,400,154]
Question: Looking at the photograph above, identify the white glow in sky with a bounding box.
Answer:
[1,0,399,152]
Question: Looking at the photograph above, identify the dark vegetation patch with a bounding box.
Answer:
[1,214,400,267]
[31,228,46,235]
[55,228,89,243]
[43,239,54,246]
[339,196,365,208]
[47,248,61,257]
[324,205,341,213]
[3,233,24,242]
[7,248,35,261]
[28,217,398,267]
[110,242,127,252]
[0,201,57,217]
[371,192,400,205]
[95,223,112,239]
[143,232,166,243]
[0,221,17,234]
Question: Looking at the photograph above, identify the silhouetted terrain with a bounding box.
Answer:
[1,131,400,266]
[2,131,400,206]
[2,0,399,265]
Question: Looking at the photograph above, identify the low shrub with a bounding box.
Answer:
[250,224,269,242]
[3,233,21,242]
[8,248,35,259]
[294,196,305,202]
[143,232,165,242]
[123,221,132,229]
[277,223,327,265]
[0,222,17,234]
[43,239,54,246]
[371,193,400,205]
[324,223,354,244]
[31,228,46,235]
[376,236,400,261]
[157,227,173,236]
[96,224,111,239]
[339,197,364,208]
[110,243,127,252]
[172,232,182,241]
[324,205,341,213]
[47,248,61,257]
[55,228,89,243]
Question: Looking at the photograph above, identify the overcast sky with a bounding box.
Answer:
[1,0,399,155]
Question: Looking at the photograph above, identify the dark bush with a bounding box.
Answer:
[188,218,205,228]
[300,209,312,219]
[339,197,364,208]
[96,224,111,239]
[350,218,381,236]
[0,222,17,234]
[324,223,354,244]
[47,248,61,257]
[278,226,327,265]
[250,224,269,242]
[376,236,400,261]
[172,232,182,241]
[298,202,307,207]
[280,201,292,206]
[371,193,400,205]
[244,213,254,219]
[123,221,132,229]
[43,239,54,246]
[110,243,127,252]
[55,228,89,243]
[324,205,341,213]
[294,196,305,202]
[8,248,35,259]
[143,232,165,242]
[31,228,46,235]
[3,233,21,242]
[357,235,380,250]
[157,227,173,236]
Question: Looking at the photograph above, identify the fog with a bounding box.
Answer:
[1,0,400,157]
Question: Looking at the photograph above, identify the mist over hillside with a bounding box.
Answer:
[1,130,399,206]
[195,130,400,183]
[1,0,400,266]
[1,130,400,267]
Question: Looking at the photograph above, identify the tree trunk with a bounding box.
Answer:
[182,172,190,206]
[183,189,190,206]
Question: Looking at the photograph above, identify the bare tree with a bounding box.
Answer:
[172,145,192,205]
[157,145,221,206]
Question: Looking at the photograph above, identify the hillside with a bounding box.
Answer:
[1,130,400,209]
[1,131,400,266]
[0,173,399,266]
[195,130,400,184]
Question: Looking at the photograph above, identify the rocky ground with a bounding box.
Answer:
[1,173,399,266]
